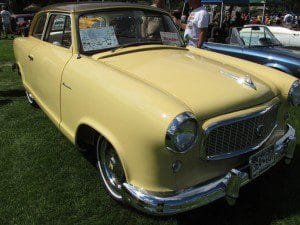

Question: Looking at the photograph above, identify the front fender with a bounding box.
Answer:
[75,118,128,177]
[60,55,191,192]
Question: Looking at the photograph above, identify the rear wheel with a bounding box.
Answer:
[96,136,125,201]
[25,91,39,108]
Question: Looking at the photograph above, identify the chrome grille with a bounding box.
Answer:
[204,105,279,160]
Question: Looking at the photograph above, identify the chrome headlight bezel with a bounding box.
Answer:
[165,112,199,153]
[288,80,300,107]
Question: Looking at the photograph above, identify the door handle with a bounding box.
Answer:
[28,55,34,61]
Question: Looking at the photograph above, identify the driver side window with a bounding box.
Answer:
[44,14,72,48]
[32,13,47,39]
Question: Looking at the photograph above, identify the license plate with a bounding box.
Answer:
[249,146,276,179]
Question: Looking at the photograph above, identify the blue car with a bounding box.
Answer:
[203,25,300,78]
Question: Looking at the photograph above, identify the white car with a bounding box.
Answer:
[268,26,300,49]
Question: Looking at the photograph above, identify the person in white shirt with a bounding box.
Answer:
[0,6,12,38]
[177,0,209,48]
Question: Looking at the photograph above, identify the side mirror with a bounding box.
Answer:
[22,27,29,37]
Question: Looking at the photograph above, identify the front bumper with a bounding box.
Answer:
[121,125,297,215]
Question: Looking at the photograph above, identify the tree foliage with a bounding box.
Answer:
[3,0,299,13]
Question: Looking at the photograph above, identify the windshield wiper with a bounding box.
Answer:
[111,41,163,52]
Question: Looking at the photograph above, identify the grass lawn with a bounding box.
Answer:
[0,39,299,225]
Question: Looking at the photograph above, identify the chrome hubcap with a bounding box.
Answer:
[97,138,125,200]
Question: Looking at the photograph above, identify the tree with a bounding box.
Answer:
[283,0,300,12]
[6,0,300,14]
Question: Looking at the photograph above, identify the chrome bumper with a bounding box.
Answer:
[122,125,297,215]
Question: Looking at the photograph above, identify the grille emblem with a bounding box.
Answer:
[220,71,257,90]
[256,125,264,137]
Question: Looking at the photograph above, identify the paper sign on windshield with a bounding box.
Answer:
[160,32,181,46]
[80,26,119,51]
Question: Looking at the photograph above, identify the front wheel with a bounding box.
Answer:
[96,136,126,201]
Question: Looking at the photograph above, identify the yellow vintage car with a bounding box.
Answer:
[13,2,300,215]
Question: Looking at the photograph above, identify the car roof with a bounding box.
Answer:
[41,1,168,14]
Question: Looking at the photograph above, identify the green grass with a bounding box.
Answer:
[0,39,299,225]
[0,39,14,62]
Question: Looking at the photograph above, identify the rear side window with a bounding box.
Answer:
[32,13,47,39]
[44,14,72,48]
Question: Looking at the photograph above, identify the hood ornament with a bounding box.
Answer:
[220,71,257,90]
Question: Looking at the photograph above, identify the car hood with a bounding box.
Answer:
[95,47,276,119]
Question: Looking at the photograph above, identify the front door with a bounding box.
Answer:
[29,13,73,126]
[22,13,47,89]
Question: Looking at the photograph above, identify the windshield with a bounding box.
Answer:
[78,9,183,53]
[238,26,282,47]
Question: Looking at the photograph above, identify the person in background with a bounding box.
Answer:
[222,12,231,36]
[241,13,249,25]
[232,11,243,27]
[0,14,3,38]
[252,15,262,24]
[177,0,209,48]
[0,6,13,38]
[141,0,165,38]
[257,15,262,24]
[212,11,221,27]
[151,0,165,9]
[275,13,282,25]
[265,14,271,25]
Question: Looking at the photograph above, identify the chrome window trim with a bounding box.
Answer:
[41,12,50,41]
[31,12,49,40]
[202,104,279,161]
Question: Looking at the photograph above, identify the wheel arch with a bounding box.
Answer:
[75,120,129,180]
[13,61,22,77]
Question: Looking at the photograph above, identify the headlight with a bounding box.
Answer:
[166,112,198,153]
[288,80,300,106]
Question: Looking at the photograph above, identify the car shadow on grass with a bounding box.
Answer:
[75,139,300,225]
[0,89,25,97]
[0,99,13,107]
[80,148,97,168]
[175,145,300,225]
